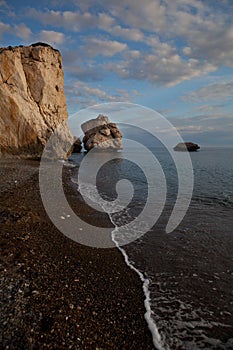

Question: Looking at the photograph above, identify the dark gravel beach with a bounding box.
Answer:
[0,159,154,350]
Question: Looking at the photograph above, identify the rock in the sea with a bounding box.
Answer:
[72,137,82,153]
[0,43,73,159]
[81,114,110,134]
[174,142,200,152]
[81,114,122,151]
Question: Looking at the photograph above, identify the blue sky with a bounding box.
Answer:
[0,0,233,145]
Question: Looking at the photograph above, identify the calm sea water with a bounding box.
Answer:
[71,147,233,349]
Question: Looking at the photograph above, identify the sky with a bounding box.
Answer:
[0,0,233,146]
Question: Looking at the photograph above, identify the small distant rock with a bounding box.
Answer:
[174,142,200,152]
[81,115,122,151]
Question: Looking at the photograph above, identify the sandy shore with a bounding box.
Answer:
[0,159,154,349]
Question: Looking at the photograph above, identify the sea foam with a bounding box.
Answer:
[74,179,166,350]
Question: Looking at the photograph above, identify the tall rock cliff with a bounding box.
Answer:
[0,43,73,158]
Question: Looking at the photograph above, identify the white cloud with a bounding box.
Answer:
[0,21,10,37]
[172,113,233,145]
[0,21,32,43]
[182,81,233,102]
[125,50,141,59]
[14,23,32,40]
[24,1,233,85]
[176,125,205,133]
[65,65,105,82]
[28,9,113,32]
[109,43,216,86]
[39,30,65,46]
[84,0,233,67]
[193,105,224,115]
[65,81,135,108]
[105,0,167,32]
[183,47,191,55]
[182,24,233,67]
[0,0,8,7]
[28,8,144,43]
[0,0,14,16]
[106,25,144,42]
[98,13,116,30]
[80,38,127,57]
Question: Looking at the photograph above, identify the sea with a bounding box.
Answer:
[70,146,233,350]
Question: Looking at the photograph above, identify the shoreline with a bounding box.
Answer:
[1,158,155,349]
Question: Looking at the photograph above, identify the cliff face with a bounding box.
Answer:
[82,115,122,151]
[0,43,73,158]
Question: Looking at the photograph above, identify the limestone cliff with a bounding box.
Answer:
[82,114,122,151]
[0,43,73,158]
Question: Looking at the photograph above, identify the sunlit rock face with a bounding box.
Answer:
[0,43,73,159]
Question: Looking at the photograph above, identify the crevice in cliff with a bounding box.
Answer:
[20,55,50,130]
[0,70,4,83]
[37,102,54,131]
[0,72,14,86]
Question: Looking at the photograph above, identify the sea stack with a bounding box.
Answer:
[174,142,200,152]
[81,114,122,151]
[0,43,73,159]
[72,137,82,153]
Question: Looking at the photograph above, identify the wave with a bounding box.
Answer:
[192,194,233,209]
[73,179,166,349]
[110,225,166,350]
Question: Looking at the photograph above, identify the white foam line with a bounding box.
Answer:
[111,230,166,350]
[75,183,166,349]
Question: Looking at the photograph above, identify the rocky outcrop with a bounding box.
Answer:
[174,142,200,152]
[0,43,73,159]
[81,114,110,134]
[72,137,82,153]
[82,115,122,151]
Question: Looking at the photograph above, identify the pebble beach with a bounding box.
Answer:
[0,159,154,349]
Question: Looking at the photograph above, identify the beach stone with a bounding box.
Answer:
[82,115,122,151]
[0,43,73,159]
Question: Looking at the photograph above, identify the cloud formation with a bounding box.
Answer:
[182,81,233,102]
[80,38,127,57]
[19,0,232,87]
[0,21,10,38]
[39,30,66,46]
[14,23,32,40]
[65,81,139,110]
[172,113,233,145]
[0,0,232,144]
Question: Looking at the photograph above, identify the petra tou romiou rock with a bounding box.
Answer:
[81,114,122,151]
[173,142,200,152]
[0,42,73,159]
